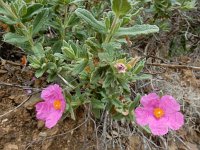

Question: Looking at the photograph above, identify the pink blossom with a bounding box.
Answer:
[35,84,66,128]
[114,63,127,73]
[135,93,184,136]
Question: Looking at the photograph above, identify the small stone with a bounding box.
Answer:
[3,143,18,150]
[8,95,15,100]
[39,132,47,137]
[37,121,44,129]
[1,118,8,124]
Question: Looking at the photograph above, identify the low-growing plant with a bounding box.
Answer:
[0,0,184,135]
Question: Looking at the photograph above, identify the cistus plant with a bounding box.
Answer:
[0,0,184,134]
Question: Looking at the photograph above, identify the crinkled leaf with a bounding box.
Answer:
[75,8,106,33]
[32,9,49,35]
[62,46,76,60]
[22,3,44,19]
[3,32,28,44]
[0,16,17,24]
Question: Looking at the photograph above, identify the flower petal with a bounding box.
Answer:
[168,112,184,130]
[35,102,51,121]
[45,110,62,128]
[135,107,153,126]
[159,95,180,114]
[41,84,63,102]
[141,93,159,108]
[149,117,169,136]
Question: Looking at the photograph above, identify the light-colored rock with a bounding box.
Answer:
[3,143,18,150]
[37,120,44,129]
[39,132,47,137]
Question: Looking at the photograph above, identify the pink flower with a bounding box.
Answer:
[35,84,66,128]
[114,63,127,73]
[135,93,184,136]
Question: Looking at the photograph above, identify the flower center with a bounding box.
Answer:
[53,100,61,110]
[153,108,164,119]
[118,64,125,70]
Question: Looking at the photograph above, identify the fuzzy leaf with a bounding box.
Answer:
[3,32,28,44]
[75,8,106,33]
[32,43,45,58]
[132,74,152,81]
[115,25,159,37]
[35,68,46,78]
[132,60,146,75]
[32,9,49,35]
[72,59,88,75]
[22,3,44,19]
[111,0,132,17]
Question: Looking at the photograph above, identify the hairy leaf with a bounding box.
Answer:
[32,9,49,35]
[115,25,159,37]
[3,32,28,44]
[111,0,132,17]
[75,8,106,33]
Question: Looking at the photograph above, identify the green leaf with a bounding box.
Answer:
[19,3,27,17]
[28,55,41,69]
[103,73,114,88]
[47,62,57,70]
[75,8,106,33]
[92,108,101,118]
[91,99,105,109]
[32,9,49,35]
[65,12,79,27]
[98,52,112,62]
[117,78,130,93]
[90,65,108,84]
[0,7,10,16]
[22,3,44,19]
[111,0,132,17]
[132,74,152,81]
[72,59,88,75]
[112,99,122,107]
[35,68,46,78]
[0,16,17,24]
[132,60,145,75]
[115,25,159,37]
[32,43,45,58]
[3,33,28,44]
[130,94,141,111]
[62,46,76,60]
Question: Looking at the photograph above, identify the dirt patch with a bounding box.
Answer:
[0,59,96,150]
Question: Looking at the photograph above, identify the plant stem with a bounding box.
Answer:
[58,74,75,89]
[105,16,119,43]
[61,4,68,41]
[19,22,34,47]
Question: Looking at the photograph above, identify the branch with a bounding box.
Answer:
[146,63,200,71]
[0,82,41,91]
[58,74,75,89]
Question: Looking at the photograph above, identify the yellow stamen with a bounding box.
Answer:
[153,108,164,119]
[53,100,61,110]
